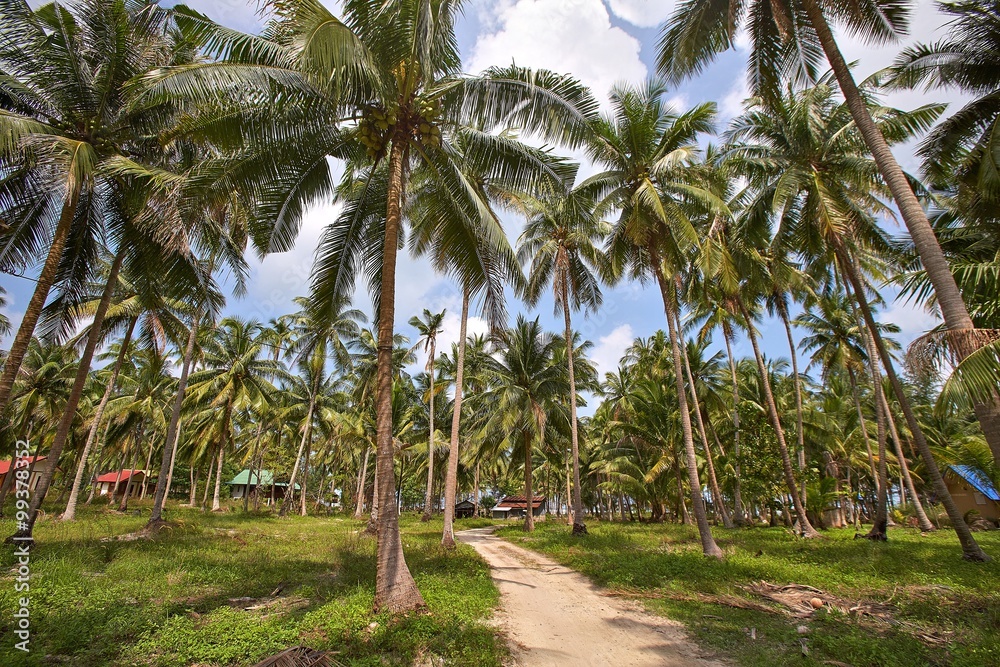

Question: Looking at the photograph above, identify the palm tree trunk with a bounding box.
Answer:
[652,253,722,554]
[201,455,213,510]
[833,240,988,560]
[723,330,745,525]
[737,298,820,538]
[63,316,137,521]
[188,465,199,506]
[140,439,154,500]
[13,245,125,539]
[677,310,733,528]
[354,446,370,519]
[211,437,225,512]
[442,284,470,547]
[523,431,535,532]
[281,395,314,517]
[879,385,935,531]
[372,136,424,612]
[300,435,311,517]
[149,312,200,524]
[859,320,888,540]
[421,338,437,522]
[778,303,808,502]
[847,366,880,485]
[560,276,587,535]
[801,0,1000,464]
[662,293,723,556]
[0,189,80,414]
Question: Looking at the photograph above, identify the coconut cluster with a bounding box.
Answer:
[357,98,443,160]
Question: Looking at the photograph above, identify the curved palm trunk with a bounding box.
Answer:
[677,310,733,528]
[737,298,820,538]
[560,275,587,535]
[13,245,124,539]
[833,240,988,560]
[0,190,80,414]
[281,395,315,517]
[723,331,745,525]
[778,304,807,503]
[63,316,137,521]
[880,386,935,531]
[149,312,200,524]
[653,259,722,557]
[421,337,437,522]
[372,137,424,612]
[801,0,1000,464]
[847,366,880,485]
[442,284,469,548]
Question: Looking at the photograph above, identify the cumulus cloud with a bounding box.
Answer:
[591,323,634,378]
[882,298,940,349]
[605,0,676,29]
[469,0,647,108]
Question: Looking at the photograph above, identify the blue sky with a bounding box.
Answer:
[2,0,952,411]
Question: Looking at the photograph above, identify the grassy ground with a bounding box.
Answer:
[497,520,1000,667]
[0,503,506,667]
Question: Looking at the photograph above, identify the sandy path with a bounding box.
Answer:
[458,527,726,667]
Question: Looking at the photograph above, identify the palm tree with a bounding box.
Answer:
[724,80,987,557]
[409,309,446,521]
[486,316,567,532]
[890,0,1000,462]
[0,0,185,414]
[518,187,607,534]
[185,318,284,512]
[588,80,724,557]
[143,0,598,610]
[658,0,1000,478]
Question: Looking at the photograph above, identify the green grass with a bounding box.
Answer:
[0,503,507,667]
[496,520,1000,667]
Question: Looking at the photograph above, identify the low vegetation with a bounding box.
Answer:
[0,507,506,667]
[499,521,1000,667]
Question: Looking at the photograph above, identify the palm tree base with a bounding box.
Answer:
[420,512,432,522]
[571,522,588,536]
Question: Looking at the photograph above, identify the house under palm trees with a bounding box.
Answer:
[946,466,1000,523]
[492,496,547,519]
[226,469,300,506]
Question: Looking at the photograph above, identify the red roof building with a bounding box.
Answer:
[0,455,47,475]
[94,470,153,500]
[492,495,547,518]
[0,456,48,492]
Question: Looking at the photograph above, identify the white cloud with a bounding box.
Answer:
[720,76,749,122]
[469,0,647,108]
[591,323,634,378]
[605,0,676,29]
[882,298,940,349]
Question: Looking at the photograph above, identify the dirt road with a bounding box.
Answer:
[458,527,725,667]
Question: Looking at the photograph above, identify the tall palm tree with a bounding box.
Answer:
[486,316,567,533]
[518,187,607,535]
[657,0,1000,477]
[891,0,1000,462]
[144,0,597,610]
[410,309,446,521]
[724,80,987,557]
[0,0,186,414]
[587,80,724,557]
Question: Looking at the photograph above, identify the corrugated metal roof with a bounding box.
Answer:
[950,465,1000,501]
[226,469,299,489]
